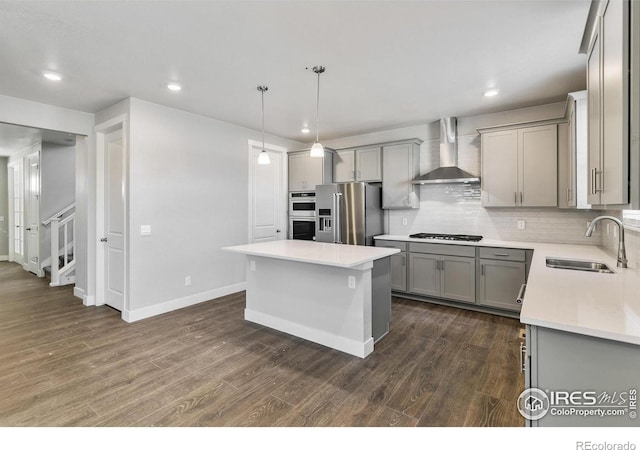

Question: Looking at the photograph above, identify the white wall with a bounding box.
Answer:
[40,142,76,264]
[0,94,94,301]
[120,98,300,319]
[323,101,606,245]
[0,157,8,258]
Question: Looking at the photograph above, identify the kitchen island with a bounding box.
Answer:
[223,240,400,358]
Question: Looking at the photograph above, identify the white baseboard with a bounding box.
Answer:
[244,308,373,358]
[122,282,246,323]
[0,255,8,262]
[74,286,85,299]
[83,295,96,306]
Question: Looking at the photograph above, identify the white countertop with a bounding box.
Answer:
[223,240,400,269]
[375,235,640,346]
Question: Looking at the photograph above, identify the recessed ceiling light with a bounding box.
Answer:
[484,89,499,97]
[43,72,62,81]
[167,83,182,91]
[301,127,310,133]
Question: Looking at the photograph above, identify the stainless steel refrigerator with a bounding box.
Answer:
[315,182,383,246]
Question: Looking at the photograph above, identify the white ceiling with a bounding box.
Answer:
[0,0,591,143]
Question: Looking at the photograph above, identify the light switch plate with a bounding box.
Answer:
[517,219,526,230]
[140,225,151,236]
[348,275,356,289]
[402,217,408,226]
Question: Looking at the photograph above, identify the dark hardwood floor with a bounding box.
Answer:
[0,261,524,426]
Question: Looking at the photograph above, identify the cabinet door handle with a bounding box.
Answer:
[514,192,517,204]
[520,341,527,373]
[516,283,527,304]
[595,169,603,193]
[481,264,484,276]
[566,188,570,202]
[493,253,509,257]
[520,192,523,204]
[402,255,406,266]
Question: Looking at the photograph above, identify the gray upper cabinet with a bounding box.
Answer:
[559,91,589,209]
[382,139,421,209]
[481,125,558,207]
[288,149,333,192]
[585,0,631,206]
[333,146,382,183]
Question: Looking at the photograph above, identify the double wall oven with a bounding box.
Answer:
[289,192,316,240]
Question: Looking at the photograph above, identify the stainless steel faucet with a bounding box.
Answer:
[585,216,627,268]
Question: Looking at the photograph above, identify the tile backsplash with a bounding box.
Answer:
[388,183,605,245]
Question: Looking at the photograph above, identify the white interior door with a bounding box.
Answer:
[24,152,40,275]
[104,128,125,311]
[8,161,25,264]
[249,141,287,243]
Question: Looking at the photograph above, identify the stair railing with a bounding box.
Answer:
[43,203,76,287]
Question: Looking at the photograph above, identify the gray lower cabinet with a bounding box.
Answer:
[478,247,526,312]
[390,252,407,292]
[524,324,640,427]
[408,246,476,304]
[375,240,407,292]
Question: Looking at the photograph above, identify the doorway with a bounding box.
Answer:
[7,160,24,264]
[248,140,287,243]
[95,117,128,313]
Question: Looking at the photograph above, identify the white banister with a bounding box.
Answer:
[49,210,76,287]
[42,202,76,226]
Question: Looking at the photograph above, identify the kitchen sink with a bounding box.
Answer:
[545,258,614,274]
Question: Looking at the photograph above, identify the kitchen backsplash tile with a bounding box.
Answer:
[388,183,605,245]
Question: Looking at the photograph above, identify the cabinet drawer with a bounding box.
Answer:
[479,247,526,262]
[409,242,475,257]
[375,240,407,251]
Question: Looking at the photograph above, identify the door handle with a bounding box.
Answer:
[276,229,281,233]
[26,227,32,231]
[100,237,108,242]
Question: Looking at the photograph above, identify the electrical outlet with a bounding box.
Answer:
[348,275,356,289]
[140,225,151,236]
[517,219,525,230]
[402,217,408,226]
[185,276,191,286]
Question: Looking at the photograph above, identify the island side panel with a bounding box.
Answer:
[244,256,374,358]
[371,257,391,342]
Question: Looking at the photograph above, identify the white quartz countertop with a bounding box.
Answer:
[223,240,400,269]
[375,235,640,346]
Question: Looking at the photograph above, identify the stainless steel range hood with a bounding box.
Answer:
[412,117,480,185]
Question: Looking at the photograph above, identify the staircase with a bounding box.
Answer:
[42,203,76,287]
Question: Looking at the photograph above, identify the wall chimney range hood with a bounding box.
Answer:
[412,117,480,185]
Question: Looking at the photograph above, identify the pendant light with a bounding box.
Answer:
[309,66,326,158]
[257,85,270,165]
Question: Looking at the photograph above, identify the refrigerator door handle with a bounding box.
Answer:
[335,192,343,244]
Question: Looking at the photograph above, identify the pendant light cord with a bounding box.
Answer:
[315,70,321,143]
[261,88,265,151]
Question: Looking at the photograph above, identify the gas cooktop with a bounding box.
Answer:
[408,233,483,242]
